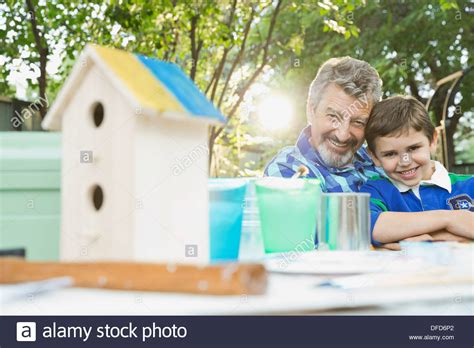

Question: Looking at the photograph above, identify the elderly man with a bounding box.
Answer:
[265,57,472,246]
[265,56,383,192]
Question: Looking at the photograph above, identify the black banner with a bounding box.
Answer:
[2,316,473,347]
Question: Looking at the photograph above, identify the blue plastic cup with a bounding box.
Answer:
[209,179,247,262]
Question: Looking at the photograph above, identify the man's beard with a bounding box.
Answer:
[316,138,357,168]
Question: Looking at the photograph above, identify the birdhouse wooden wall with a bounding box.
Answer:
[41,45,222,265]
[58,63,210,264]
[60,64,136,261]
[132,115,210,263]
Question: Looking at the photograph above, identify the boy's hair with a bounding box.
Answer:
[365,95,435,153]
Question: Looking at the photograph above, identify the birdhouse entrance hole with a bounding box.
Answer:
[91,184,104,211]
[92,102,104,127]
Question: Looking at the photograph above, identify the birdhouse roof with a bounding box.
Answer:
[42,44,226,130]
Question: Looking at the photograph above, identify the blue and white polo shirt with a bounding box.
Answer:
[360,160,474,244]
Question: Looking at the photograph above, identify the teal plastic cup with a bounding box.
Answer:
[208,179,247,262]
[255,178,321,253]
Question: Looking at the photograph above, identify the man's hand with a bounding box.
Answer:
[444,210,474,239]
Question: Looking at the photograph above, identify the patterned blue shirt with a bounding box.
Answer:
[264,125,384,192]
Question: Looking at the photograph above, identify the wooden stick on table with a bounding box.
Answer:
[0,258,267,296]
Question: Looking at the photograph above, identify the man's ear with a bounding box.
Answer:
[368,148,382,167]
[429,130,439,154]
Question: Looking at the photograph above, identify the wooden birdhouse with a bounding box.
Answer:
[42,44,225,264]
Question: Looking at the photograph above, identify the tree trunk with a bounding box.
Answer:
[25,0,48,119]
[207,0,282,172]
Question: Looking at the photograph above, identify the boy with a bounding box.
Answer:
[361,95,473,246]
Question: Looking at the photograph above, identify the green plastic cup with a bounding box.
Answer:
[255,178,321,253]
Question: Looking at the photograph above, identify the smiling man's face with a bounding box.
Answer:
[309,83,372,168]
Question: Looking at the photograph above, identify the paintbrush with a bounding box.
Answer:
[291,165,309,179]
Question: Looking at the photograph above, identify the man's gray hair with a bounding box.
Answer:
[306,57,382,118]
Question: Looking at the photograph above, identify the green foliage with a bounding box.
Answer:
[0,1,107,99]
[1,0,361,172]
[1,0,471,172]
[262,0,473,167]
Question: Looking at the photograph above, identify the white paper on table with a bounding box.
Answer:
[0,277,73,304]
[264,250,428,275]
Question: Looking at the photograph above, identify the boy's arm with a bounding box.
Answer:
[377,227,472,250]
[361,181,470,244]
[360,182,393,246]
[430,230,473,242]
[373,211,449,243]
[373,210,473,243]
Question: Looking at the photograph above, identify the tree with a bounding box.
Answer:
[348,0,473,167]
[263,0,473,167]
[103,0,285,171]
[0,0,111,117]
[1,0,363,174]
[15,1,469,172]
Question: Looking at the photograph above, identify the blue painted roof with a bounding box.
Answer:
[136,55,226,123]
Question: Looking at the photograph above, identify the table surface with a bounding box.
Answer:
[2,246,473,315]
[1,272,473,315]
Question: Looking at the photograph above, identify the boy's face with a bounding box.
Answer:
[370,128,437,187]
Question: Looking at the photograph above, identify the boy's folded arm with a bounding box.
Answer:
[429,230,473,243]
[362,180,474,244]
[443,210,474,239]
[377,230,471,250]
[372,210,451,244]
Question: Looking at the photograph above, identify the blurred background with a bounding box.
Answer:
[1,0,473,176]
